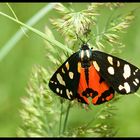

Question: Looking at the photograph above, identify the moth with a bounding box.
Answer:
[49,43,140,105]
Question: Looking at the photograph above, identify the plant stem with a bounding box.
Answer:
[0,4,56,62]
[6,3,27,36]
[84,106,104,129]
[0,3,72,62]
[59,100,63,136]
[63,102,71,134]
[134,93,140,98]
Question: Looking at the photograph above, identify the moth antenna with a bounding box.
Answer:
[85,38,90,44]
[75,32,85,44]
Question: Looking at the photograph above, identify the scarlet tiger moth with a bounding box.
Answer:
[49,43,140,105]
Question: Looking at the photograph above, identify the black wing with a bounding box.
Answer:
[49,52,80,100]
[92,50,140,94]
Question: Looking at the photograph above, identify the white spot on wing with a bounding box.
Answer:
[86,50,90,58]
[133,81,137,86]
[93,61,100,71]
[62,68,65,73]
[123,64,131,79]
[107,66,114,75]
[81,50,84,59]
[133,72,136,75]
[117,61,120,67]
[107,56,113,65]
[57,73,66,86]
[66,89,73,99]
[135,78,139,84]
[50,81,57,85]
[60,90,63,94]
[134,69,139,75]
[69,72,74,79]
[56,88,59,93]
[118,82,131,93]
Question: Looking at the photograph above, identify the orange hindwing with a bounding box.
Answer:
[77,64,114,105]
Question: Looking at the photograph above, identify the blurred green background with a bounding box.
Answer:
[0,3,140,137]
